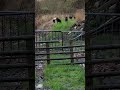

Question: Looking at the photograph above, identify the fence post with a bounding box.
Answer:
[46,43,50,64]
[69,40,74,64]
[61,32,64,51]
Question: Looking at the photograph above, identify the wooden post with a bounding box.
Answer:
[61,32,64,51]
[70,40,74,64]
[46,43,50,64]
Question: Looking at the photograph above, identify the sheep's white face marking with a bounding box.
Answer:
[53,17,57,20]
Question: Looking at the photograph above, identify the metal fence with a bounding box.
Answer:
[35,30,85,65]
[85,13,120,89]
[0,12,35,90]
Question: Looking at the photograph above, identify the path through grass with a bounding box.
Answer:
[43,54,85,90]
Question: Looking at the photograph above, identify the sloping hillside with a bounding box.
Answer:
[36,0,85,14]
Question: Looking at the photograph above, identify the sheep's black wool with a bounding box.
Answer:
[69,16,73,19]
[53,19,56,23]
[53,17,61,23]
[69,16,75,19]
[56,18,61,23]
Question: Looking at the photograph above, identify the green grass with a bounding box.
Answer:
[52,19,76,31]
[43,54,85,90]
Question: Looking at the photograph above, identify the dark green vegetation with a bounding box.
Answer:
[43,54,85,90]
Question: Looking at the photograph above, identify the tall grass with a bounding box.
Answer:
[52,19,76,31]
[43,54,85,90]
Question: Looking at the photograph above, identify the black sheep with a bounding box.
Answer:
[65,17,68,21]
[69,16,75,19]
[53,17,61,23]
[69,16,73,19]
[56,18,61,23]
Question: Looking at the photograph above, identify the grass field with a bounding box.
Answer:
[43,54,85,90]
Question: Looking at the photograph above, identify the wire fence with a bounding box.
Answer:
[35,30,85,65]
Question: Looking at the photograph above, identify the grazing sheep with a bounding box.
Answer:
[65,17,68,21]
[69,15,75,19]
[53,17,61,23]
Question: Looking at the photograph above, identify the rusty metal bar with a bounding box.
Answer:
[86,44,120,50]
[0,35,34,41]
[0,78,34,82]
[0,50,34,55]
[0,64,34,69]
[86,71,120,77]
[86,58,120,64]
[91,84,120,89]
[0,56,28,59]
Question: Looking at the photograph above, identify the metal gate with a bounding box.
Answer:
[0,12,35,90]
[85,13,120,89]
[35,30,85,65]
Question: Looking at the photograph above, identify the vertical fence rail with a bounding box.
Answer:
[46,43,50,64]
[69,40,74,64]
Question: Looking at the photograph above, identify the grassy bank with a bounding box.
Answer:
[52,19,76,31]
[43,54,85,90]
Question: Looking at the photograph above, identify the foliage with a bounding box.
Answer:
[52,19,76,31]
